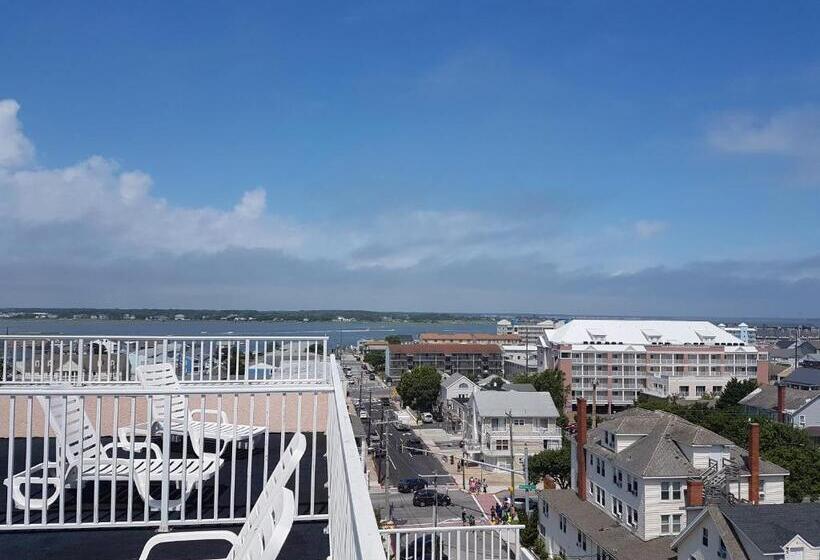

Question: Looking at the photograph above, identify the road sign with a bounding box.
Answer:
[518,483,536,491]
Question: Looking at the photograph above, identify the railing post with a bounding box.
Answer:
[160,393,172,532]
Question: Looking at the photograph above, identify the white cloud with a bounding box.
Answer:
[634,220,667,239]
[708,107,820,155]
[0,100,34,168]
[0,100,304,257]
[707,106,820,185]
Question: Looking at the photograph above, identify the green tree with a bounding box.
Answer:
[396,365,441,412]
[514,369,567,412]
[384,335,402,345]
[528,443,571,489]
[485,376,507,391]
[716,377,758,409]
[363,350,385,372]
[520,510,540,548]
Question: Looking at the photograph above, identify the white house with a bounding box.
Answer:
[671,503,820,560]
[463,391,561,471]
[538,400,788,560]
[739,384,820,442]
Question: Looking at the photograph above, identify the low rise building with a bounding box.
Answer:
[781,367,820,390]
[718,322,757,344]
[501,343,539,377]
[385,343,502,380]
[538,400,788,560]
[740,384,820,442]
[671,503,820,560]
[419,332,521,345]
[463,390,561,471]
[538,319,769,411]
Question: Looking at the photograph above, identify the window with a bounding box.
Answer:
[542,501,549,518]
[512,418,525,426]
[613,469,623,488]
[718,538,727,558]
[702,528,709,547]
[495,439,509,451]
[627,506,638,527]
[559,514,567,533]
[612,497,623,518]
[577,530,587,551]
[660,514,682,535]
[696,385,706,396]
[661,481,682,500]
[595,485,606,507]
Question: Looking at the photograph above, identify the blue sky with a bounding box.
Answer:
[1,1,820,317]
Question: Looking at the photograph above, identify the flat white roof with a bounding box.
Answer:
[547,319,749,347]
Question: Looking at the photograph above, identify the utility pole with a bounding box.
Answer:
[507,410,515,495]
[383,412,391,523]
[358,364,364,416]
[420,473,449,528]
[462,448,467,490]
[524,443,530,513]
[367,389,373,447]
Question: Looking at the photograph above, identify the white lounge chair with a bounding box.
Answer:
[138,432,307,560]
[134,363,267,457]
[4,393,223,512]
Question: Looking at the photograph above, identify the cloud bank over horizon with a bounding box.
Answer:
[1,99,819,318]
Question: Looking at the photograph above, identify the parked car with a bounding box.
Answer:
[412,489,451,507]
[369,373,376,381]
[359,409,368,420]
[421,412,434,423]
[513,496,538,512]
[393,422,410,432]
[397,478,427,493]
[398,535,448,560]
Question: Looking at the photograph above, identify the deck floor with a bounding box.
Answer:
[0,433,327,524]
[0,520,329,560]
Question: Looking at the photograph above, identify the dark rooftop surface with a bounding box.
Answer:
[0,433,327,525]
[720,503,820,554]
[0,520,329,560]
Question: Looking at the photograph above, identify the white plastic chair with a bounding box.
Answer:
[133,363,267,457]
[4,393,223,512]
[138,432,307,560]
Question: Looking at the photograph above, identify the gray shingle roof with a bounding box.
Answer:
[672,505,749,560]
[542,489,675,560]
[785,367,820,387]
[440,373,476,390]
[587,408,788,477]
[472,390,558,418]
[739,385,820,412]
[720,503,820,554]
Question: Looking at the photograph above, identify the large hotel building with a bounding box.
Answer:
[538,320,769,411]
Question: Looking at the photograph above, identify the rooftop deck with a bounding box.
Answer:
[0,334,522,559]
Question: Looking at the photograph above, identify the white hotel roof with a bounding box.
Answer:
[545,319,750,347]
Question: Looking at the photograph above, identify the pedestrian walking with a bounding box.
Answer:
[482,480,487,493]
[461,508,467,525]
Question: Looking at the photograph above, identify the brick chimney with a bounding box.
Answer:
[747,422,760,504]
[576,397,588,501]
[777,383,786,423]
[686,479,704,508]
[685,478,705,526]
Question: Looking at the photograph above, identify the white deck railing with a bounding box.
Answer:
[326,355,387,560]
[0,383,331,531]
[381,525,523,560]
[0,335,328,385]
